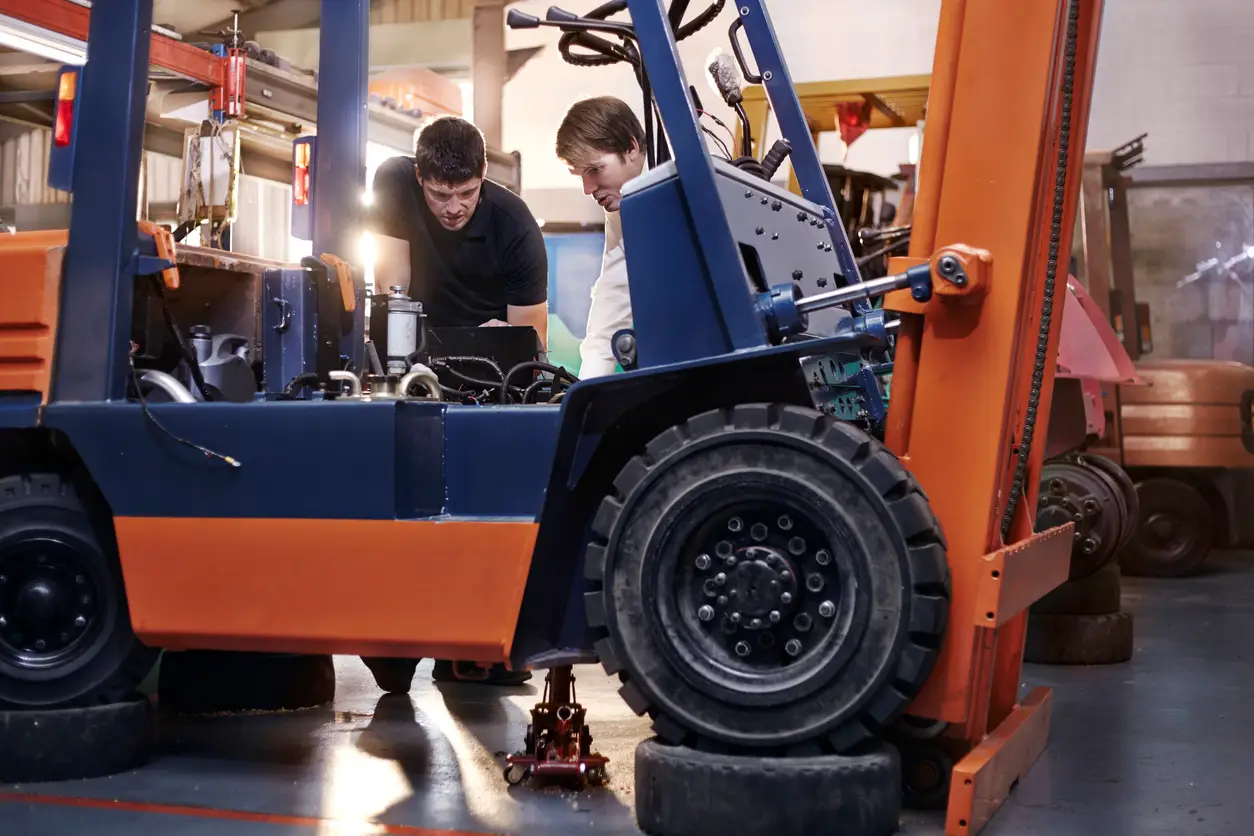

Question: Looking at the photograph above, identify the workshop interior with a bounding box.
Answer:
[0,1,1252,835]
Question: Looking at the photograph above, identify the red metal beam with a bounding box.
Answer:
[0,0,225,88]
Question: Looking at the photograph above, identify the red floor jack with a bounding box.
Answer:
[504,666,608,787]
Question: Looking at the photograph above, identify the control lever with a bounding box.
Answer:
[506,9,539,28]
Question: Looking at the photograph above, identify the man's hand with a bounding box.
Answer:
[480,319,510,327]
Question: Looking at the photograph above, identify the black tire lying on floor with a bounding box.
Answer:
[1024,611,1134,665]
[587,404,950,755]
[158,651,335,714]
[0,695,155,782]
[635,738,901,836]
[1030,561,1121,616]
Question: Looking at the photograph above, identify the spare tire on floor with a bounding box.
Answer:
[635,738,901,836]
[0,695,155,782]
[1024,611,1134,665]
[158,651,335,714]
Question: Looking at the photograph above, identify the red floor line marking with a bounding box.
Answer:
[0,792,497,836]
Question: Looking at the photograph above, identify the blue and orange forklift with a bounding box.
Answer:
[0,1,1107,833]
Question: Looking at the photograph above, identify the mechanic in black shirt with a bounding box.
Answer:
[360,117,543,692]
[368,116,549,347]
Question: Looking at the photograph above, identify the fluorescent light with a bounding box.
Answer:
[0,15,87,66]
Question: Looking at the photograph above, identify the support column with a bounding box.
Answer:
[472,0,506,147]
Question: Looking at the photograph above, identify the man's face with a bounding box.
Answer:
[417,173,483,231]
[565,141,644,213]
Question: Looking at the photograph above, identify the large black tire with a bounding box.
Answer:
[1035,459,1126,580]
[1030,561,1121,616]
[158,650,335,714]
[635,738,901,836]
[1024,611,1134,665]
[1120,478,1213,577]
[1077,454,1139,549]
[586,404,950,754]
[0,473,158,708]
[0,695,155,782]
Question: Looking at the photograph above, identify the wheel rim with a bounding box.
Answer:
[1140,510,1197,563]
[0,536,108,672]
[648,479,871,708]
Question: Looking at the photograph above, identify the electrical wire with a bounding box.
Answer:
[129,358,240,467]
[697,109,735,157]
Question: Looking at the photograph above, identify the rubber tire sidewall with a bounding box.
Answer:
[0,696,155,782]
[635,737,902,836]
[1121,478,1213,578]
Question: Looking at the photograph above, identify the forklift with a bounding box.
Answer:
[0,1,1103,834]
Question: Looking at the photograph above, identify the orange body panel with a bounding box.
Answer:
[113,518,539,663]
[1119,359,1254,468]
[0,230,69,401]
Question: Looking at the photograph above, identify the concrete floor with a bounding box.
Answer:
[3,551,1253,836]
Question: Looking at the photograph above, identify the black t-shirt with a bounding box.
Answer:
[366,155,548,327]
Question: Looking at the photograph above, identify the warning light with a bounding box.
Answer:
[293,142,311,206]
[53,70,77,148]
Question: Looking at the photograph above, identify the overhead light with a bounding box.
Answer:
[0,14,87,66]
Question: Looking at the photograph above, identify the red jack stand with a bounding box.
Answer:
[503,665,608,788]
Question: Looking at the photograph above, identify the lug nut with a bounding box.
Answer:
[1082,538,1097,554]
[780,592,793,605]
[735,641,751,657]
[819,600,835,618]
[785,639,803,657]
[715,573,727,586]
[794,613,812,631]
[728,517,744,533]
[749,618,762,629]
[35,639,45,650]
[695,554,711,570]
[1083,499,1099,514]
[777,515,793,531]
[769,610,781,623]
[750,522,769,541]
[806,574,824,592]
[698,605,714,622]
[717,595,728,605]
[788,537,806,555]
[716,541,733,558]
[730,612,742,623]
[815,549,831,565]
[0,615,6,627]
[74,616,86,628]
[76,575,86,584]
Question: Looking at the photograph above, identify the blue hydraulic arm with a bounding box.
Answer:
[49,0,155,403]
[729,1,867,304]
[312,0,370,375]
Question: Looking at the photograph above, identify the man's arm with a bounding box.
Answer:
[579,224,632,379]
[364,158,413,292]
[501,217,550,350]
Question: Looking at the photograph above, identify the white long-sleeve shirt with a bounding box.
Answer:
[578,211,633,379]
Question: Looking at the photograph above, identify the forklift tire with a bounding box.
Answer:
[1077,454,1139,550]
[1029,562,1121,616]
[1119,478,1213,578]
[899,740,955,810]
[586,404,950,754]
[635,738,901,836]
[0,473,159,709]
[1024,611,1134,666]
[157,651,335,714]
[0,695,154,783]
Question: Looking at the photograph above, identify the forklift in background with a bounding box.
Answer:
[0,0,1106,834]
[1077,134,1254,577]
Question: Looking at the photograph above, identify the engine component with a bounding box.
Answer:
[1035,457,1129,580]
[385,286,423,375]
[187,324,257,402]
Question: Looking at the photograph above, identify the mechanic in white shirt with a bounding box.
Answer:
[555,97,647,379]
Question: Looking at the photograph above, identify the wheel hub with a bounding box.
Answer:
[0,538,101,668]
[1146,513,1177,541]
[683,506,846,674]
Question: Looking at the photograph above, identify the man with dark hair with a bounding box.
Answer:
[556,97,646,378]
[368,116,549,346]
[362,117,543,690]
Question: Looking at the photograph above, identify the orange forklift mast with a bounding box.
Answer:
[0,0,1103,834]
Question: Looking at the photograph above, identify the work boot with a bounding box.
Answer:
[431,659,532,686]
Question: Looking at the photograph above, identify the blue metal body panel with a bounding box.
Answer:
[40,400,559,521]
[261,267,319,394]
[49,0,153,403]
[46,66,81,193]
[313,0,369,376]
[620,0,766,364]
[733,1,864,294]
[0,394,41,428]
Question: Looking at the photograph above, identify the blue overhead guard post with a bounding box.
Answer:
[50,0,155,403]
[313,0,370,374]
